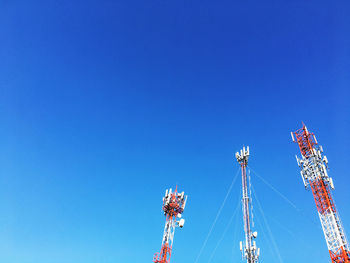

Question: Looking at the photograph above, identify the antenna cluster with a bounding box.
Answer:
[162,188,187,218]
[236,146,250,164]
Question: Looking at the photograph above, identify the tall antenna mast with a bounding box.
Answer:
[291,124,350,263]
[153,186,187,263]
[236,146,260,263]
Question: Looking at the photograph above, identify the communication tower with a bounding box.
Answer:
[291,124,350,263]
[153,187,187,263]
[236,146,260,263]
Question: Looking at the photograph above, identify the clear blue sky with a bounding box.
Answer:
[0,1,349,263]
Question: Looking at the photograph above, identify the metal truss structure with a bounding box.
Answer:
[292,124,350,263]
[236,146,260,263]
[153,187,187,263]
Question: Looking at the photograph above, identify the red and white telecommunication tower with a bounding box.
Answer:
[236,146,260,263]
[291,124,350,263]
[153,187,187,263]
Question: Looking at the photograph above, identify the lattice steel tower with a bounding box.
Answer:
[236,146,260,263]
[153,187,187,263]
[291,124,350,263]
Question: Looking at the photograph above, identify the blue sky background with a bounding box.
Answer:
[0,0,350,263]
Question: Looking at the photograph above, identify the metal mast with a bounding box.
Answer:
[153,187,187,263]
[236,146,260,263]
[291,124,350,263]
